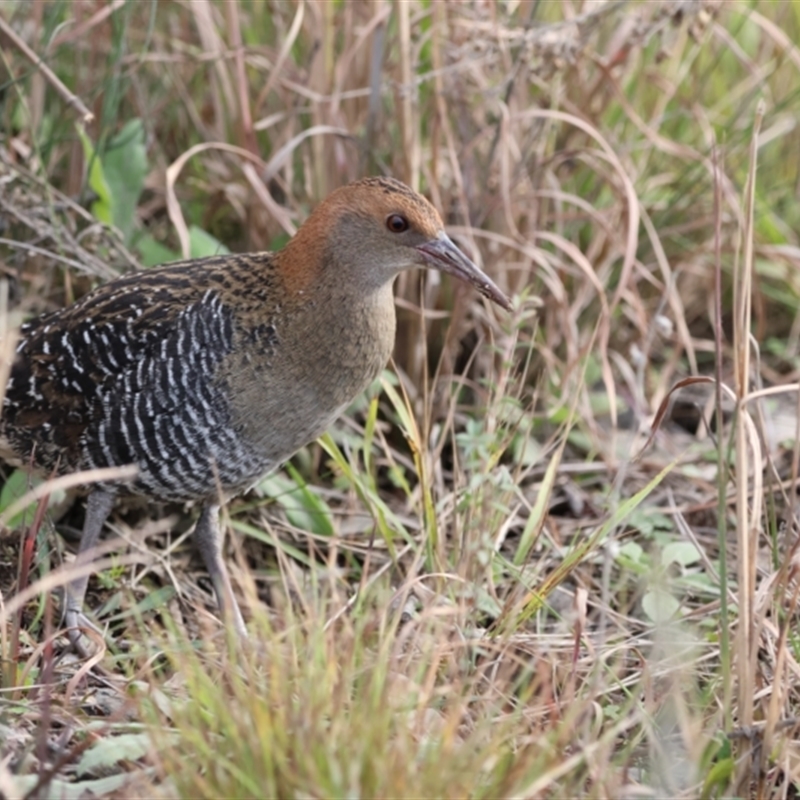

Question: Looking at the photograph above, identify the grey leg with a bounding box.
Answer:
[193,504,247,638]
[65,489,116,652]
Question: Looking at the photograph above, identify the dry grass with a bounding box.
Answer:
[2,0,800,797]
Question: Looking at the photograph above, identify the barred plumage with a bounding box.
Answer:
[1,176,510,652]
[3,261,274,499]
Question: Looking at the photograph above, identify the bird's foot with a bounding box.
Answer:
[64,608,106,657]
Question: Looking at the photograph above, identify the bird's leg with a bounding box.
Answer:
[193,504,247,638]
[65,488,116,652]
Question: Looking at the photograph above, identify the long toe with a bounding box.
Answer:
[65,608,106,657]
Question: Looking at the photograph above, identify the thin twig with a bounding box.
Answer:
[0,15,94,124]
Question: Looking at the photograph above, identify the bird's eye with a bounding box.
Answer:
[386,214,409,233]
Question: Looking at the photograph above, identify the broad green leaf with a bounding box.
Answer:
[0,471,64,529]
[676,571,718,596]
[134,232,179,267]
[78,125,113,225]
[77,732,154,775]
[626,509,674,538]
[0,470,40,529]
[102,118,148,244]
[662,540,702,568]
[135,226,228,266]
[641,587,681,624]
[615,541,648,573]
[189,226,230,259]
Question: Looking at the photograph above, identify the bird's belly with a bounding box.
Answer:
[234,348,386,466]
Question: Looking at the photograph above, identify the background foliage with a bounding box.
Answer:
[2,1,800,797]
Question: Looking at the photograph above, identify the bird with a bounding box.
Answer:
[0,176,511,651]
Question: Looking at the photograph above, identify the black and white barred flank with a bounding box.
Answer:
[1,255,279,502]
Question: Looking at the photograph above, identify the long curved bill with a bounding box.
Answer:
[416,233,512,311]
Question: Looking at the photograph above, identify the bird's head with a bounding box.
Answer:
[281,177,511,310]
